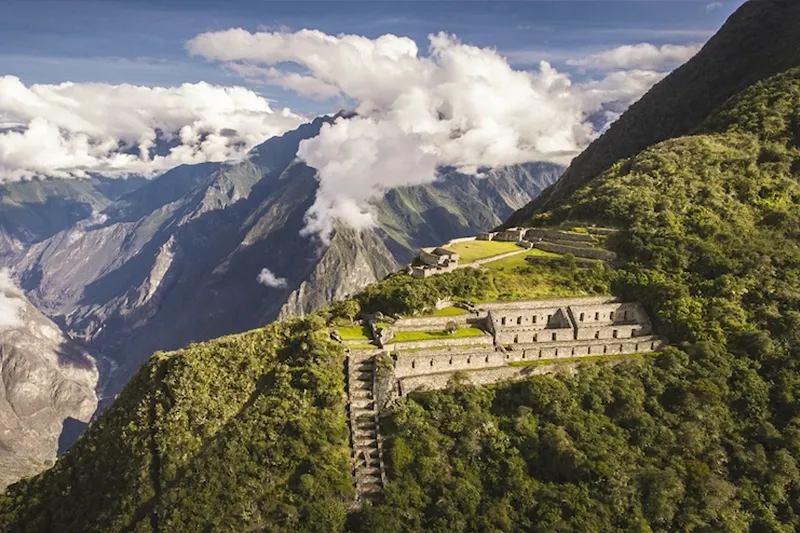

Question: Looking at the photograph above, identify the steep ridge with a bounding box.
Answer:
[0,273,98,491]
[3,61,800,530]
[11,117,560,397]
[504,0,800,226]
[0,176,145,260]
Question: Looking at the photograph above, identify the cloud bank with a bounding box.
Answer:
[566,43,701,71]
[0,269,24,330]
[257,268,288,289]
[0,76,304,182]
[189,29,694,241]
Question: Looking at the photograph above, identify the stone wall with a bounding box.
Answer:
[495,326,574,344]
[488,306,573,333]
[399,363,580,395]
[569,302,648,325]
[574,324,642,340]
[511,335,665,360]
[494,228,526,242]
[533,241,617,260]
[477,232,495,241]
[525,228,597,243]
[394,349,502,378]
[393,335,665,381]
[384,334,493,352]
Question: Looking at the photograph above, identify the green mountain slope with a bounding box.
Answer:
[504,0,800,227]
[4,12,800,533]
[0,318,352,532]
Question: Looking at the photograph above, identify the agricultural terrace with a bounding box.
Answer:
[477,249,611,302]
[443,240,520,262]
[392,327,485,343]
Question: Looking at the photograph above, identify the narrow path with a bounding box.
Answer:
[347,350,384,503]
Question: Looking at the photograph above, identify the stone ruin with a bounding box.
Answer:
[339,296,665,503]
[478,226,618,261]
[410,247,460,278]
[383,296,664,397]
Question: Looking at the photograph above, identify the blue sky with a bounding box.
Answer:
[0,0,744,113]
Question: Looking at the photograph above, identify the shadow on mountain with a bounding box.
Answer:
[58,417,88,456]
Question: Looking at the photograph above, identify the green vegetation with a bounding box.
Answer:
[444,240,521,262]
[392,327,485,343]
[350,67,800,532]
[338,325,371,341]
[429,306,469,317]
[5,23,800,533]
[0,319,353,533]
[479,251,611,302]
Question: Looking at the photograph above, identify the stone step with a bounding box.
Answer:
[351,389,373,399]
[354,438,378,450]
[350,398,375,410]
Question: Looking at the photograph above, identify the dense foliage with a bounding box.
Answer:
[0,318,352,532]
[348,68,800,532]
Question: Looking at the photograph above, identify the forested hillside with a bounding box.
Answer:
[505,0,800,226]
[3,8,800,533]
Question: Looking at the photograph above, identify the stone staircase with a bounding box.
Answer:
[347,350,385,503]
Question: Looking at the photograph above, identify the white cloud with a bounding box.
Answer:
[189,28,696,241]
[706,2,724,12]
[0,269,24,330]
[567,43,701,71]
[257,268,288,288]
[0,76,305,182]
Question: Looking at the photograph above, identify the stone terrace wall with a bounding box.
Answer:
[495,326,574,344]
[399,363,579,395]
[394,349,502,378]
[396,335,666,393]
[384,334,493,352]
[534,241,617,260]
[511,335,665,360]
[526,228,597,243]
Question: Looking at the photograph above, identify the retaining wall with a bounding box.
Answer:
[534,241,617,260]
[399,363,580,395]
[384,334,493,352]
[394,349,502,378]
[526,228,597,243]
[495,327,574,344]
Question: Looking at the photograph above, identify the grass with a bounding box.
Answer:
[429,306,469,317]
[337,326,371,341]
[392,327,486,343]
[473,250,611,302]
[444,240,522,262]
[394,343,491,354]
[347,343,378,350]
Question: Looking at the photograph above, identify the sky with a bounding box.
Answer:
[0,0,746,239]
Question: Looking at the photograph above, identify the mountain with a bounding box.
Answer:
[504,0,800,227]
[3,1,800,529]
[0,271,98,491]
[9,117,561,400]
[0,176,146,260]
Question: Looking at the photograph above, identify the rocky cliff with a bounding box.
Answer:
[10,116,561,401]
[0,271,98,490]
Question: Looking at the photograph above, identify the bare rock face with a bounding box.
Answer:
[0,271,98,491]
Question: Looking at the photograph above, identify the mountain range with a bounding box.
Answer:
[3,0,800,530]
[0,115,561,489]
